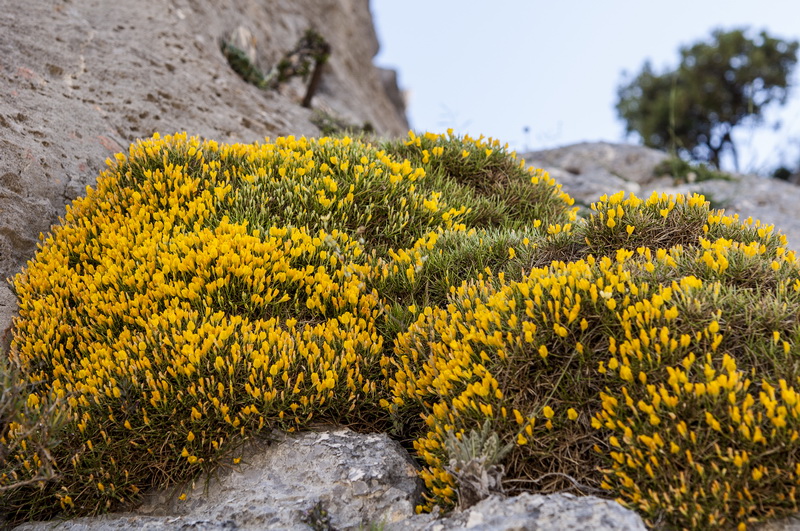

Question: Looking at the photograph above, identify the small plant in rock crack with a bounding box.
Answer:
[302,500,336,531]
[220,39,268,89]
[444,420,514,509]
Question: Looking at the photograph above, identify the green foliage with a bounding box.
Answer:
[772,166,800,182]
[220,40,268,88]
[617,27,799,171]
[302,500,334,531]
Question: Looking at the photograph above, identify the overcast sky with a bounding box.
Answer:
[371,1,800,175]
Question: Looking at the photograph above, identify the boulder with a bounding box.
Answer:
[0,0,408,337]
[524,141,671,187]
[14,429,423,531]
[524,142,800,250]
[390,492,647,531]
[14,429,647,531]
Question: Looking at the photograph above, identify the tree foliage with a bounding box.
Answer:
[616,28,798,171]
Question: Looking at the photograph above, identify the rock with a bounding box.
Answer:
[378,67,408,121]
[754,513,800,530]
[14,429,425,530]
[533,165,643,207]
[523,142,673,209]
[524,142,671,186]
[0,0,407,338]
[0,284,16,353]
[523,142,800,250]
[227,26,258,66]
[389,492,647,531]
[13,428,648,531]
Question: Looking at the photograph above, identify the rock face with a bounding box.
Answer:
[524,142,800,250]
[0,0,408,340]
[14,428,647,531]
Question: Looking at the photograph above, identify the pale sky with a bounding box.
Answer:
[371,1,800,176]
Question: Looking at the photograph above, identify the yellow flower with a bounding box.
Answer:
[543,406,554,419]
[538,345,548,358]
[567,408,578,420]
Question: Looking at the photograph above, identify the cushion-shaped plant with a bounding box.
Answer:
[388,191,800,530]
[0,131,573,524]
[5,130,800,531]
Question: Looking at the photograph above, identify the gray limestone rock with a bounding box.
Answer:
[388,492,646,531]
[0,283,16,353]
[14,429,424,531]
[12,428,649,531]
[525,142,670,187]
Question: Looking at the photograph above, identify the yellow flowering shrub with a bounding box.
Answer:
[384,129,575,229]
[2,133,400,519]
[1,130,572,524]
[388,191,800,530]
[3,127,800,531]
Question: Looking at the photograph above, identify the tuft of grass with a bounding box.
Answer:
[0,346,66,523]
[220,39,268,89]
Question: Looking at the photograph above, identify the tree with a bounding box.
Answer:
[616,28,798,171]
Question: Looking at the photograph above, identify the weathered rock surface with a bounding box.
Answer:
[524,142,800,250]
[390,492,646,531]
[14,429,647,531]
[15,429,423,530]
[0,0,408,339]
